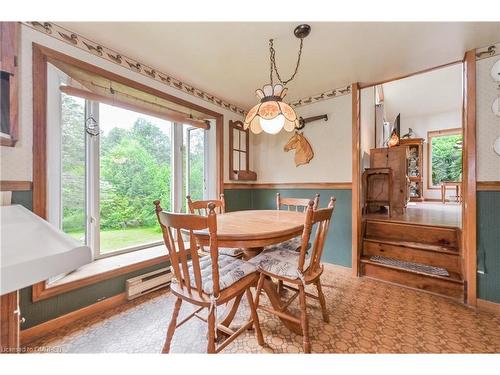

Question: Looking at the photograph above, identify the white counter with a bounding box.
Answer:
[0,205,92,295]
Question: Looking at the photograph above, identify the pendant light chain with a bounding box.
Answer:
[269,37,304,86]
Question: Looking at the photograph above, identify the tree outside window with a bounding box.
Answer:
[428,129,463,188]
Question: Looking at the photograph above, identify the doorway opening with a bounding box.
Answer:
[356,62,467,301]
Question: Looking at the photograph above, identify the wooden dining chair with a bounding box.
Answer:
[251,197,336,353]
[274,193,320,251]
[154,200,264,353]
[273,193,320,292]
[186,194,243,258]
[276,192,320,212]
[187,193,226,215]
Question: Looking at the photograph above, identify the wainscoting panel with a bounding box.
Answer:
[477,191,500,303]
[10,190,170,330]
[19,262,168,329]
[11,190,33,211]
[223,189,254,212]
[224,188,353,267]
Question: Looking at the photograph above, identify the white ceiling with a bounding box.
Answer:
[58,22,500,109]
[382,63,463,121]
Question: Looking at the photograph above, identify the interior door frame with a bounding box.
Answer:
[351,53,477,305]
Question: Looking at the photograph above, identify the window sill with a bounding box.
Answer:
[32,245,169,302]
[0,133,17,147]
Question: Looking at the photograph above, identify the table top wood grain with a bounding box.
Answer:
[193,210,305,248]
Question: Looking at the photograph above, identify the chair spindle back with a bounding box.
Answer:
[154,200,220,297]
[297,197,336,274]
[187,194,225,216]
[276,192,320,212]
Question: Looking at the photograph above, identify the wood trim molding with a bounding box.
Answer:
[477,181,500,191]
[353,58,472,303]
[0,181,32,191]
[0,135,17,147]
[1,291,19,352]
[31,43,223,300]
[59,85,210,129]
[32,249,168,302]
[463,50,477,306]
[21,292,128,345]
[290,84,352,108]
[223,182,352,190]
[351,82,361,277]
[359,60,462,89]
[35,43,222,119]
[476,299,500,314]
[32,44,48,220]
[25,22,246,116]
[216,116,224,197]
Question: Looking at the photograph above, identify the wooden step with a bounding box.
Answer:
[360,257,464,299]
[364,219,459,249]
[363,238,461,274]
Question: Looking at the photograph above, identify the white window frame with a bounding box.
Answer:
[47,65,212,260]
[185,126,209,209]
[427,128,463,190]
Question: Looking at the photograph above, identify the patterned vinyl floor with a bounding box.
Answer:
[25,265,500,353]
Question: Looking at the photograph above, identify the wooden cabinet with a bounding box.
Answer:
[369,146,409,215]
[399,138,424,201]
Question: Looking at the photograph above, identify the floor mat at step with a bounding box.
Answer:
[370,255,450,277]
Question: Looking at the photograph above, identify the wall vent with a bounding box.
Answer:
[125,267,172,300]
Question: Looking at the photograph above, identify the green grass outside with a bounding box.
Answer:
[66,225,162,254]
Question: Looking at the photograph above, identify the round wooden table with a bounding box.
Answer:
[194,209,306,259]
[194,210,306,334]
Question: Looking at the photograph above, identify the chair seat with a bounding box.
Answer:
[176,254,257,294]
[199,246,243,257]
[218,247,244,257]
[248,247,311,280]
[264,236,311,253]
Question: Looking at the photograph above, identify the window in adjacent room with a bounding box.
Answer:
[427,128,463,189]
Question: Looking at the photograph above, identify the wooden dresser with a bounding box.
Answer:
[369,146,409,214]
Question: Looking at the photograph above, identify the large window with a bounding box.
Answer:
[47,65,208,259]
[427,128,463,188]
[182,126,206,212]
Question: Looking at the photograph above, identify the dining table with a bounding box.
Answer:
[193,209,306,335]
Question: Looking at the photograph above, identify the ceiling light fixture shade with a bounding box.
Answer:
[244,84,299,134]
[244,24,310,135]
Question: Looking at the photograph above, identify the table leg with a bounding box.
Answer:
[242,247,264,261]
[216,293,243,333]
[215,248,263,335]
[261,276,302,335]
[441,184,445,204]
[216,246,301,336]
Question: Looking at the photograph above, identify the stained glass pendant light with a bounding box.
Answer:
[244,24,311,135]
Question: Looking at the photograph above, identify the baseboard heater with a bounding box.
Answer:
[126,267,172,300]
